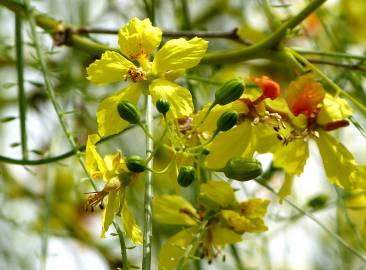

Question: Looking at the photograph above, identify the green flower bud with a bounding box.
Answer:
[217,111,238,132]
[201,149,210,155]
[126,155,147,173]
[177,166,195,187]
[156,98,170,115]
[214,79,245,106]
[223,157,262,181]
[117,101,141,124]
[307,194,328,209]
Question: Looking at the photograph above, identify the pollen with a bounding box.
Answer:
[127,66,147,82]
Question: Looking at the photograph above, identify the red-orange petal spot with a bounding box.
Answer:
[285,75,325,117]
[254,76,281,100]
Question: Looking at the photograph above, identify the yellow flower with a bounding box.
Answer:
[272,75,365,198]
[86,17,208,137]
[153,181,270,268]
[85,134,143,244]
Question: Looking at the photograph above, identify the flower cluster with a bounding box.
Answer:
[84,16,365,268]
[153,181,269,268]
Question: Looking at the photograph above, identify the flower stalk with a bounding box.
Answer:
[142,95,154,270]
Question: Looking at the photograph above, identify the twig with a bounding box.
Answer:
[287,48,366,117]
[23,0,97,191]
[114,222,130,270]
[201,0,328,64]
[307,58,366,72]
[15,12,28,159]
[255,179,366,264]
[142,95,154,270]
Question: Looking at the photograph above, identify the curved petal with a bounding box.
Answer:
[149,79,193,119]
[152,37,208,75]
[85,134,107,179]
[121,200,143,245]
[86,51,134,85]
[317,93,352,125]
[200,181,235,209]
[211,224,242,246]
[153,195,199,226]
[205,121,255,169]
[239,198,270,219]
[97,83,143,137]
[316,131,359,189]
[273,138,309,176]
[221,210,268,233]
[192,100,248,133]
[118,17,162,60]
[159,228,197,270]
[101,190,118,238]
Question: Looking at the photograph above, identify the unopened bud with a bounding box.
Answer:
[126,155,147,173]
[217,111,238,132]
[177,166,195,187]
[117,101,141,124]
[223,157,262,181]
[156,98,170,116]
[214,79,245,105]
[254,76,280,100]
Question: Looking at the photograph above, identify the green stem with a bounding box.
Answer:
[41,167,55,270]
[229,245,245,270]
[293,48,366,61]
[139,122,154,140]
[287,48,366,116]
[201,0,327,64]
[255,179,366,263]
[176,221,208,270]
[0,119,154,166]
[142,95,153,270]
[146,117,168,162]
[114,222,130,270]
[23,0,96,190]
[15,12,28,159]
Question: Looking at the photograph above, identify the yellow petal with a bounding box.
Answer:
[200,181,235,209]
[211,224,242,246]
[273,138,309,176]
[121,200,143,245]
[153,195,199,226]
[118,17,162,60]
[239,198,270,219]
[152,37,208,75]
[97,83,143,137]
[221,210,268,233]
[104,150,123,172]
[192,100,248,133]
[101,190,118,238]
[316,131,359,189]
[205,121,255,169]
[316,93,352,125]
[158,228,197,270]
[149,79,193,119]
[85,134,107,179]
[278,173,294,203]
[86,51,134,85]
